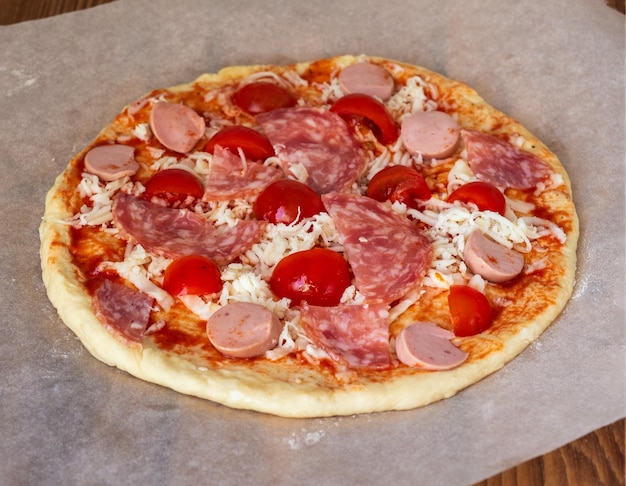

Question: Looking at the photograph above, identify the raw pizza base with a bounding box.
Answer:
[40,55,578,417]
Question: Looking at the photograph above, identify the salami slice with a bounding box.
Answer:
[202,146,283,202]
[321,193,431,303]
[257,107,365,193]
[300,303,391,369]
[112,193,266,265]
[461,129,553,190]
[92,279,154,346]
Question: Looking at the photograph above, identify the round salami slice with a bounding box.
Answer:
[112,193,266,265]
[202,146,283,202]
[92,279,154,346]
[300,303,390,369]
[321,193,432,303]
[461,129,553,190]
[257,107,365,194]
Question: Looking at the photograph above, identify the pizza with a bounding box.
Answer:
[39,55,578,417]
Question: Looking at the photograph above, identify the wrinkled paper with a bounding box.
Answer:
[0,0,623,484]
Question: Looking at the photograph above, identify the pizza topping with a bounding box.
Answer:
[112,192,266,265]
[408,189,553,290]
[232,81,297,115]
[448,285,493,337]
[395,322,468,370]
[447,181,506,216]
[257,107,365,193]
[322,192,431,303]
[338,62,395,100]
[204,125,275,160]
[84,144,139,182]
[92,279,154,347]
[202,146,283,202]
[269,248,352,307]
[206,302,282,358]
[143,168,204,204]
[149,101,206,153]
[462,229,525,283]
[98,243,175,310]
[162,254,223,296]
[460,129,552,190]
[330,93,399,145]
[366,165,430,209]
[300,303,391,369]
[242,211,339,279]
[253,179,325,225]
[386,75,431,120]
[400,111,459,159]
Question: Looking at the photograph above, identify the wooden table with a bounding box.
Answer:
[1,1,624,484]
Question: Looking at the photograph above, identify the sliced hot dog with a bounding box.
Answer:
[395,321,468,370]
[463,230,525,283]
[149,101,206,153]
[338,63,395,100]
[84,144,139,181]
[206,302,282,359]
[401,111,459,159]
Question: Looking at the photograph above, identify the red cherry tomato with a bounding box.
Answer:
[232,82,297,115]
[447,181,506,216]
[143,168,204,204]
[448,285,493,337]
[254,179,325,225]
[205,125,275,160]
[366,165,430,208]
[162,255,223,296]
[330,93,399,145]
[270,248,352,307]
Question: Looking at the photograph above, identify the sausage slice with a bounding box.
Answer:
[206,302,282,358]
[401,111,459,159]
[84,144,139,181]
[338,63,395,100]
[149,101,206,153]
[395,321,468,370]
[463,230,525,283]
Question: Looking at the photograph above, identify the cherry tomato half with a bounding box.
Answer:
[447,285,493,337]
[366,165,430,208]
[143,168,204,204]
[447,181,506,216]
[254,179,325,225]
[270,248,352,307]
[204,125,275,160]
[330,93,399,145]
[232,81,297,115]
[162,254,223,296]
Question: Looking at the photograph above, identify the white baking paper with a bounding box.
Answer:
[0,0,623,484]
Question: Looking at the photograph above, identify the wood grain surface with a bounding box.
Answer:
[1,1,623,485]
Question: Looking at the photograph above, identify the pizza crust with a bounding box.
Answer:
[40,55,578,417]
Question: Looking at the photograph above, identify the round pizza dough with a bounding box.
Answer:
[40,55,578,417]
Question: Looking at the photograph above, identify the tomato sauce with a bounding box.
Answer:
[70,226,125,277]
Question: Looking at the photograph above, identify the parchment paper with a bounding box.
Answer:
[1,0,623,484]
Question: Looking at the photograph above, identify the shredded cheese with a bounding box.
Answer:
[242,213,340,277]
[67,174,139,229]
[386,75,430,120]
[99,244,175,311]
